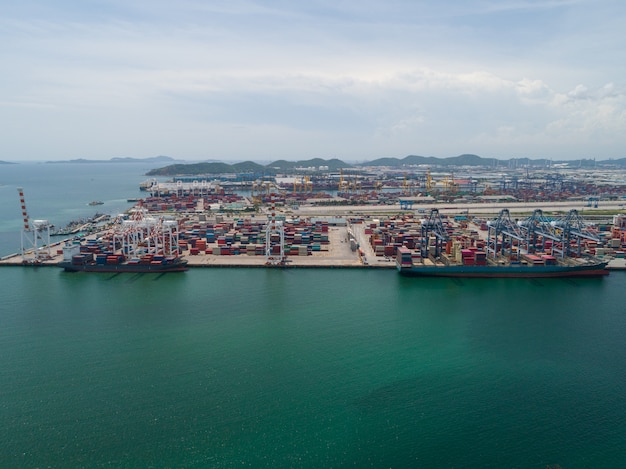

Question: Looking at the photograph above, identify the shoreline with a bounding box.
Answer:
[1,256,623,271]
[2,204,625,271]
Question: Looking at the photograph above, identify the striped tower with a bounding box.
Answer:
[16,187,51,262]
[17,187,31,231]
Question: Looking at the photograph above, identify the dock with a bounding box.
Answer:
[0,225,396,270]
[2,204,625,271]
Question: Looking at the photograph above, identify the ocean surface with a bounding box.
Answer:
[1,164,625,468]
[0,162,166,258]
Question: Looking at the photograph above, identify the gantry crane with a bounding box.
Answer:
[420,209,449,258]
[486,209,525,260]
[265,192,285,265]
[551,209,601,258]
[517,209,561,255]
[111,208,181,258]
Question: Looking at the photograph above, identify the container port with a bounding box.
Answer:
[4,164,626,273]
[3,204,626,273]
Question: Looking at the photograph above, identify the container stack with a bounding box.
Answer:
[461,249,475,266]
[474,251,487,266]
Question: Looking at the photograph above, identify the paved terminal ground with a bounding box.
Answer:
[293,199,626,217]
[0,225,395,270]
[184,225,387,269]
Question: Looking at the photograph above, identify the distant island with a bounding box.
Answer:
[0,160,17,164]
[46,156,177,164]
[146,154,626,176]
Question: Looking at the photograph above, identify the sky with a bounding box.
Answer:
[1,0,625,162]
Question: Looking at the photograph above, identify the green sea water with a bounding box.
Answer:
[1,267,625,468]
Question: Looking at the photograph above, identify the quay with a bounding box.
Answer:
[2,206,626,270]
[0,224,394,270]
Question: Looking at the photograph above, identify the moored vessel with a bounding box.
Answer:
[59,252,188,273]
[396,247,609,278]
[395,207,610,278]
[58,207,187,273]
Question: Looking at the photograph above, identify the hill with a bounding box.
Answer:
[143,154,626,176]
[46,156,177,164]
[267,158,350,171]
[363,154,502,167]
[146,158,352,176]
[361,154,626,168]
[147,161,268,176]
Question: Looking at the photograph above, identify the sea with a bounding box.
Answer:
[1,163,625,468]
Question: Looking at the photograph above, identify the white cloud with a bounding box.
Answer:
[1,0,625,160]
[482,0,587,13]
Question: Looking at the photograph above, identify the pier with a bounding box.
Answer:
[2,205,625,271]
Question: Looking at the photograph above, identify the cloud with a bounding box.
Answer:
[1,0,625,160]
[482,0,586,13]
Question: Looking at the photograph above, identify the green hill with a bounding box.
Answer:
[364,154,499,167]
[145,154,626,176]
[147,158,352,176]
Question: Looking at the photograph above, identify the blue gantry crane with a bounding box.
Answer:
[420,208,449,258]
[517,209,561,255]
[486,209,525,260]
[488,208,601,260]
[551,209,601,258]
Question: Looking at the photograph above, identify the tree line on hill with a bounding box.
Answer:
[145,154,626,176]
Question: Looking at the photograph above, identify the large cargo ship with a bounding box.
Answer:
[59,253,188,273]
[58,208,188,273]
[395,208,611,278]
[396,247,609,278]
[59,243,188,273]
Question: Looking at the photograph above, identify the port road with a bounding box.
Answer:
[292,199,626,218]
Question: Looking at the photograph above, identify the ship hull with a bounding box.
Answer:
[397,262,609,278]
[59,260,188,273]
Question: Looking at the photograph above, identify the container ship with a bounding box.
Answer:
[58,209,188,273]
[395,208,610,278]
[396,247,608,278]
[58,244,188,273]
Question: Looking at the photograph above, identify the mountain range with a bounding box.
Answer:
[146,154,626,176]
[45,156,177,164]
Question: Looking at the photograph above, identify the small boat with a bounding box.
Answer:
[88,201,104,206]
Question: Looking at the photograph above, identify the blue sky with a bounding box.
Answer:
[1,0,625,162]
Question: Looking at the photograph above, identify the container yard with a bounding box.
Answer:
[3,205,626,272]
[4,168,626,272]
